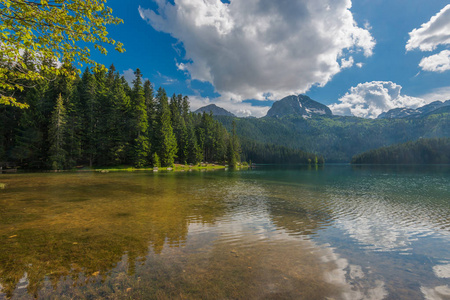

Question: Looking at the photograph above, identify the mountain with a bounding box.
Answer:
[215,107,450,162]
[266,95,332,118]
[377,100,450,119]
[194,104,236,117]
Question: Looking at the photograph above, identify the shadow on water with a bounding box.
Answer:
[0,172,230,298]
[0,171,343,299]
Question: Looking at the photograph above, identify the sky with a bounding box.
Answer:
[90,0,450,118]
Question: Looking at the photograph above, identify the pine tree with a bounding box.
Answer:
[108,70,131,165]
[93,68,112,166]
[144,79,155,163]
[130,69,150,167]
[152,152,161,168]
[155,88,177,167]
[181,96,190,122]
[185,114,202,164]
[232,120,241,163]
[48,94,67,170]
[78,67,98,167]
[227,120,240,167]
[170,94,188,163]
[64,74,83,168]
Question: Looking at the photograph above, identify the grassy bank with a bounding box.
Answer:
[94,163,228,172]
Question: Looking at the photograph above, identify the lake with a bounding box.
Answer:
[0,165,449,299]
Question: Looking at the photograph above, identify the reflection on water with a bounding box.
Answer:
[0,166,449,299]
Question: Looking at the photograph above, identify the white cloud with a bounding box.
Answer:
[139,0,374,102]
[329,81,427,118]
[157,71,178,85]
[419,49,450,72]
[121,68,135,86]
[406,4,450,52]
[420,86,450,102]
[341,56,354,69]
[406,5,450,73]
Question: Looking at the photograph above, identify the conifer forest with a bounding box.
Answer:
[0,63,241,170]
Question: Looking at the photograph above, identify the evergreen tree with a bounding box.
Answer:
[170,94,188,163]
[155,88,177,167]
[93,67,112,166]
[64,74,83,168]
[227,137,237,168]
[130,69,151,167]
[228,120,240,166]
[185,114,202,164]
[144,79,155,163]
[152,152,161,168]
[48,94,67,170]
[109,70,131,165]
[78,67,98,167]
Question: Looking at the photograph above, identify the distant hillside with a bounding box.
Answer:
[240,139,324,164]
[266,95,332,118]
[194,104,236,117]
[377,100,450,119]
[215,107,450,162]
[351,138,450,164]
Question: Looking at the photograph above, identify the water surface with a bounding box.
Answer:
[0,165,449,299]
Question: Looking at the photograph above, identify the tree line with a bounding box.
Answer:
[351,137,450,164]
[0,63,241,169]
[240,139,324,164]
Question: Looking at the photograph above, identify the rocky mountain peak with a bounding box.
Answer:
[266,95,332,118]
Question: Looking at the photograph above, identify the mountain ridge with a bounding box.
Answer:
[194,104,236,117]
[214,107,449,162]
[377,100,450,119]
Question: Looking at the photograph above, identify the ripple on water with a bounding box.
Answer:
[0,167,449,299]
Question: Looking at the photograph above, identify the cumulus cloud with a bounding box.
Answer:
[406,4,450,52]
[407,5,450,73]
[139,0,374,102]
[329,81,427,118]
[418,49,450,72]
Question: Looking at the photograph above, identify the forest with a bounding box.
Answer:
[0,61,241,170]
[215,112,450,162]
[240,139,324,164]
[351,137,450,164]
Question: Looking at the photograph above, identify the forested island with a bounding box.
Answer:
[0,63,241,170]
[351,137,450,164]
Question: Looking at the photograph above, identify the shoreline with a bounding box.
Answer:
[94,163,228,172]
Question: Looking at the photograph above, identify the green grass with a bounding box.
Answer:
[94,164,228,172]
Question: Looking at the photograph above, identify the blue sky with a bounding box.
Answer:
[90,0,450,118]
